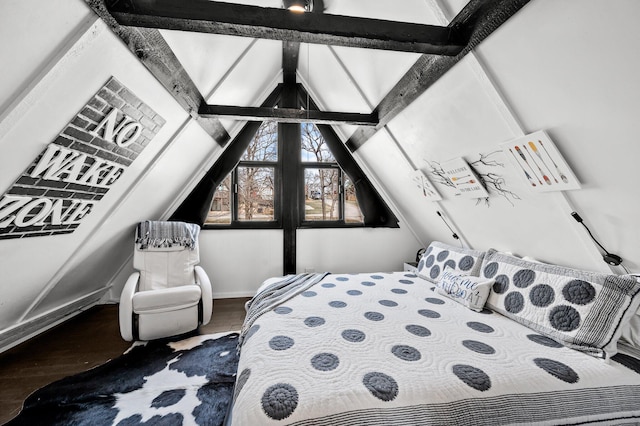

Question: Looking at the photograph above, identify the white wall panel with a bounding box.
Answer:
[199,230,284,298]
[358,0,638,273]
[329,47,419,109]
[0,0,92,114]
[0,9,191,328]
[473,0,640,272]
[206,38,282,107]
[355,130,457,247]
[161,31,256,97]
[327,0,442,24]
[298,44,371,114]
[380,53,607,270]
[297,227,418,275]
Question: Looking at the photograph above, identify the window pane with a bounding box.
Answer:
[206,174,232,224]
[344,174,364,224]
[238,167,275,221]
[304,168,339,221]
[241,121,278,162]
[301,123,335,162]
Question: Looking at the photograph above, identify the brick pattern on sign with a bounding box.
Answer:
[0,77,165,240]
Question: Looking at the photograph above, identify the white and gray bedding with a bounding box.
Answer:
[227,271,640,425]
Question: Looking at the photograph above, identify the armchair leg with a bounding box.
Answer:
[132,313,139,341]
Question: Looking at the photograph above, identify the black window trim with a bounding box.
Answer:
[301,163,350,225]
[170,83,398,230]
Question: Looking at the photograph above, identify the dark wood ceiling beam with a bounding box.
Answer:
[282,41,300,86]
[85,0,230,146]
[346,0,531,152]
[199,105,378,126]
[104,0,467,55]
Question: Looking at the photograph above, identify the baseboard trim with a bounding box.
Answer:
[0,287,109,353]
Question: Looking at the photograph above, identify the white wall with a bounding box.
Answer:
[0,16,184,326]
[0,0,93,115]
[0,1,226,345]
[472,0,640,272]
[200,230,284,298]
[343,0,640,274]
[297,227,418,274]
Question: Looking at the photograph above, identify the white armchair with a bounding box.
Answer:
[119,221,212,341]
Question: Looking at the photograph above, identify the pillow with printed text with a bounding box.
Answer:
[435,267,494,312]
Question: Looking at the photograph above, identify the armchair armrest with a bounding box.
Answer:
[119,271,140,341]
[195,265,212,325]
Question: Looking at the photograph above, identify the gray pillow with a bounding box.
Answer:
[482,249,640,359]
[417,241,485,283]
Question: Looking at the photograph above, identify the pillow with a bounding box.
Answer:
[620,314,640,348]
[481,249,640,359]
[416,241,485,283]
[619,275,640,349]
[435,267,494,312]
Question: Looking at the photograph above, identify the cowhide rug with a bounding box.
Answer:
[8,331,239,426]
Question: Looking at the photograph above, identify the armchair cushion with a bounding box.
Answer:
[132,285,202,314]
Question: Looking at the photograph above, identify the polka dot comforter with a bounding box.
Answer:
[227,272,640,425]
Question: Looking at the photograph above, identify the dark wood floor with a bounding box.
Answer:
[0,298,249,425]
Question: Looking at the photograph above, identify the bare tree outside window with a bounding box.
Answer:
[207,120,364,226]
[207,175,232,224]
[344,174,363,223]
[304,168,339,221]
[301,123,335,163]
[301,123,362,223]
[302,123,338,221]
[207,121,277,224]
[241,121,278,162]
[238,167,274,221]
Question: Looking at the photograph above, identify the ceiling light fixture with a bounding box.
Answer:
[283,0,313,13]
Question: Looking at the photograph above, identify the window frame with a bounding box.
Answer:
[299,162,362,228]
[205,127,282,230]
[234,163,278,223]
[205,123,365,230]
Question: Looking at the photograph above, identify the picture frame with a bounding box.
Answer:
[500,130,580,192]
[440,157,489,199]
[410,169,442,201]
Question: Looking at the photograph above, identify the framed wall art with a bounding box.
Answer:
[441,157,489,199]
[410,169,442,201]
[500,130,580,192]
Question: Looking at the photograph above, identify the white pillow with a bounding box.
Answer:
[417,241,485,283]
[620,314,640,348]
[481,249,640,359]
[620,275,640,349]
[435,267,494,312]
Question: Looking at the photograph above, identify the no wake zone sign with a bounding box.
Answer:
[0,77,165,240]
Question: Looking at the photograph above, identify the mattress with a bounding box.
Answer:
[227,272,640,425]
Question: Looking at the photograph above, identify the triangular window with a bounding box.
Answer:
[170,85,397,230]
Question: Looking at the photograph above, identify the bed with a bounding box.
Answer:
[225,242,640,425]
